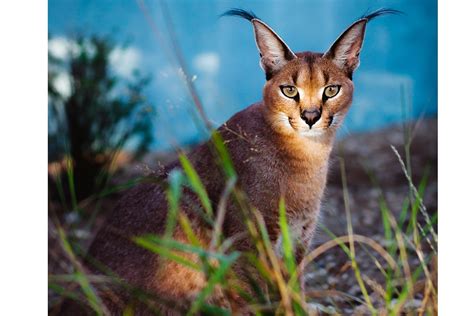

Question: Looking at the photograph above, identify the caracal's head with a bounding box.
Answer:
[224,9,398,140]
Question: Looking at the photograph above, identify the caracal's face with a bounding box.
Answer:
[264,52,353,139]
[224,9,390,139]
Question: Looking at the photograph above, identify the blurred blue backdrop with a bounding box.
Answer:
[49,0,437,151]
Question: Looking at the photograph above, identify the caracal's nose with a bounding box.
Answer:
[300,108,321,128]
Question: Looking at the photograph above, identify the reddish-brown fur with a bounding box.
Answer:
[61,9,380,315]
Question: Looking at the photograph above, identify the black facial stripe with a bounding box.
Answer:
[308,61,313,82]
[304,54,316,82]
[284,49,295,61]
[323,71,329,85]
[291,72,298,85]
[303,54,317,65]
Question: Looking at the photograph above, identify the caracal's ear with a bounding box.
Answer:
[324,8,401,77]
[251,19,297,79]
[323,19,367,76]
[222,9,297,79]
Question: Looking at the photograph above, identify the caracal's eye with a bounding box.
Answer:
[280,85,299,99]
[324,85,340,98]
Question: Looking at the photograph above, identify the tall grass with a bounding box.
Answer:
[49,115,438,314]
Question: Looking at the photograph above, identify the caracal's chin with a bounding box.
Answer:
[299,129,324,138]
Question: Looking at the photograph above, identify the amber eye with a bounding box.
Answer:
[281,85,299,99]
[324,85,340,98]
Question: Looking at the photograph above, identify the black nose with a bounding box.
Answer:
[301,108,321,128]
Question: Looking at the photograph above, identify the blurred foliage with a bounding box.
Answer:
[48,35,154,201]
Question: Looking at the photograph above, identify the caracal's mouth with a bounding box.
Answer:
[288,116,334,138]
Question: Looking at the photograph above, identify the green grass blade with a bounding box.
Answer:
[278,198,296,277]
[320,224,351,257]
[164,169,184,238]
[339,157,376,315]
[133,236,200,270]
[278,198,306,314]
[210,131,236,179]
[56,225,105,314]
[179,154,213,218]
[178,213,204,247]
[398,197,410,229]
[187,252,240,315]
[65,157,78,212]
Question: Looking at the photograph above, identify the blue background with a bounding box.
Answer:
[49,0,437,150]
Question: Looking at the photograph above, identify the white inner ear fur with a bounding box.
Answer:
[252,20,296,72]
[326,21,366,70]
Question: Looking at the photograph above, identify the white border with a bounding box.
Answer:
[1,0,473,314]
[439,0,474,314]
[0,0,47,314]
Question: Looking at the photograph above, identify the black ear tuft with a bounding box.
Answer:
[359,8,403,22]
[220,8,259,21]
[221,7,296,80]
[324,8,401,76]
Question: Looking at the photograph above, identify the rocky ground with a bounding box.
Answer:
[49,118,437,314]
